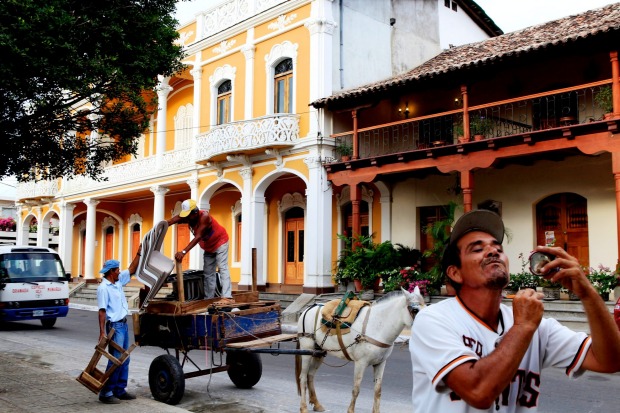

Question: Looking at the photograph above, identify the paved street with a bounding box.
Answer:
[1,306,620,412]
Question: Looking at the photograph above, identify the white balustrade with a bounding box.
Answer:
[195,114,299,162]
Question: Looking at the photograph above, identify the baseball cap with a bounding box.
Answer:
[449,209,505,246]
[179,199,197,218]
[99,259,120,274]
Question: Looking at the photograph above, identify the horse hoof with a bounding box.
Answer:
[313,405,325,412]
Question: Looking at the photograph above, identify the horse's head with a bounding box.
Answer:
[402,286,426,319]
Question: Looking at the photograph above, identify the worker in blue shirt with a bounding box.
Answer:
[96,246,141,404]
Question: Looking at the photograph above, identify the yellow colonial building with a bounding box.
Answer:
[14,0,500,293]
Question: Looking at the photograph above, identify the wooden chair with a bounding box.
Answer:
[76,328,137,394]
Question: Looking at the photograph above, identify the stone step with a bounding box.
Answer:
[69,282,172,309]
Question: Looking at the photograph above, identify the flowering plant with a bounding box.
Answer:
[409,279,431,296]
[0,217,16,231]
[587,264,618,294]
[507,253,539,291]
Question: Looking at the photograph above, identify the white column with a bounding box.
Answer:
[251,195,266,288]
[15,203,26,245]
[150,185,169,225]
[304,154,333,291]
[187,176,201,269]
[33,206,45,247]
[156,76,172,169]
[241,33,255,119]
[305,0,336,138]
[239,166,254,287]
[83,198,99,279]
[59,201,76,269]
[380,194,392,242]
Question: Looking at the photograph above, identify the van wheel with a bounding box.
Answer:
[41,318,56,328]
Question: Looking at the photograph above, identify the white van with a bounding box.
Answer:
[0,246,70,328]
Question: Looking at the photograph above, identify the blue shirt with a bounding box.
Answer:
[97,269,130,322]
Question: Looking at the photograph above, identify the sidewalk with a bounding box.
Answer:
[0,349,189,413]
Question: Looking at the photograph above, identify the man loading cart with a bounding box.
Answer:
[167,199,234,305]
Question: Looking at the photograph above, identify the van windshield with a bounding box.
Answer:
[0,253,66,282]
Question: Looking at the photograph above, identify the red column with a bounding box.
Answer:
[460,170,473,212]
[352,109,359,160]
[461,85,470,141]
[611,51,620,117]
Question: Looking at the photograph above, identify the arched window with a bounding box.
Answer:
[217,80,231,125]
[174,104,193,148]
[274,59,293,114]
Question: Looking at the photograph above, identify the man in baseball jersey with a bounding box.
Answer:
[409,209,620,412]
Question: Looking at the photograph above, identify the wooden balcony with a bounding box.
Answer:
[327,81,618,176]
[195,114,300,163]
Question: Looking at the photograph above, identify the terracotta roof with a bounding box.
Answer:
[312,2,620,109]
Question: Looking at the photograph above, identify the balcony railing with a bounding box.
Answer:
[58,147,194,195]
[15,179,59,201]
[199,0,287,39]
[195,113,300,163]
[333,81,613,160]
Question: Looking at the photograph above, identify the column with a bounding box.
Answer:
[15,203,25,245]
[239,165,254,288]
[187,176,201,269]
[304,154,334,293]
[33,206,45,247]
[610,51,620,116]
[380,193,392,242]
[150,185,169,225]
[251,195,266,289]
[83,198,99,279]
[304,0,336,138]
[156,76,172,169]
[460,170,474,213]
[59,201,76,270]
[351,184,361,237]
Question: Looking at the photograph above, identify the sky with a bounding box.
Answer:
[1,1,615,199]
[174,0,618,33]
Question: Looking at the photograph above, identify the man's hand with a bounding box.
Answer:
[534,245,594,298]
[174,251,186,262]
[512,288,544,332]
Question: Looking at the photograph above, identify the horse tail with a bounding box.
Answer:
[295,340,302,396]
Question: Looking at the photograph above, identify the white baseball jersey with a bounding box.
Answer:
[409,297,590,413]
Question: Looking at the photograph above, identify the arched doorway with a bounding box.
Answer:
[284,207,304,285]
[536,193,589,267]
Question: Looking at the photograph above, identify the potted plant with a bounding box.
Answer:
[336,141,353,161]
[335,234,399,297]
[469,114,493,140]
[587,264,618,301]
[454,122,467,143]
[594,85,613,119]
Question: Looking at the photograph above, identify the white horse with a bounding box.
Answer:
[295,287,426,413]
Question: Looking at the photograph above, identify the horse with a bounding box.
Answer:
[295,287,426,413]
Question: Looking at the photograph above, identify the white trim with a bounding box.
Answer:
[264,41,298,115]
[209,65,237,126]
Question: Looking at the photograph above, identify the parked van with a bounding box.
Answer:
[0,246,70,328]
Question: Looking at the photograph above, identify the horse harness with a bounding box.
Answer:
[298,301,392,361]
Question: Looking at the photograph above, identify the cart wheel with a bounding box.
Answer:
[226,352,262,389]
[149,354,185,405]
[40,318,56,328]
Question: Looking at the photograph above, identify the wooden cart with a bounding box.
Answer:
[134,284,317,405]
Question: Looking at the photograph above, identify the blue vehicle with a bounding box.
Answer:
[0,246,70,328]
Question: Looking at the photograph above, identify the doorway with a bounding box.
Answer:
[536,193,589,268]
[284,207,304,285]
